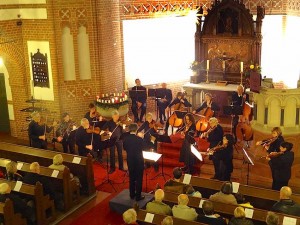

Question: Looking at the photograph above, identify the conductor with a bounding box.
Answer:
[123,123,145,201]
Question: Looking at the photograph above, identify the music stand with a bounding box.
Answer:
[190,144,203,162]
[151,134,172,181]
[143,151,162,192]
[148,88,156,97]
[242,148,254,185]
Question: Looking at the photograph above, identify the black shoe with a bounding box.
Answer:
[136,195,145,201]
[108,169,115,174]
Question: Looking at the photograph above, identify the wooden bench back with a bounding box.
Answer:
[137,209,205,225]
[163,191,300,225]
[0,142,95,195]
[180,175,300,209]
[0,178,55,225]
[0,199,27,225]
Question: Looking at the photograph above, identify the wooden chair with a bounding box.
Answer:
[0,199,27,225]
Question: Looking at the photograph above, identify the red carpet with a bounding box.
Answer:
[69,134,210,225]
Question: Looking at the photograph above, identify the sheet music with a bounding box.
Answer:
[199,199,205,208]
[232,182,240,193]
[143,151,162,162]
[51,170,59,178]
[72,157,81,164]
[245,208,254,218]
[17,162,24,170]
[283,216,297,225]
[144,213,154,223]
[14,181,22,191]
[183,174,192,184]
[191,145,203,161]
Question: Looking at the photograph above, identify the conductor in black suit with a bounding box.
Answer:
[123,123,145,201]
[157,83,172,124]
[131,78,147,123]
[231,85,249,141]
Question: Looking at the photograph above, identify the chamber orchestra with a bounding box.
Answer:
[27,79,295,193]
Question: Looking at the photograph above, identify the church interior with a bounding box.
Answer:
[0,0,300,224]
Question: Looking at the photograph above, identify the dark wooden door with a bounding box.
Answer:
[0,73,10,132]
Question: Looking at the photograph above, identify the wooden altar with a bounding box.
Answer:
[193,0,264,84]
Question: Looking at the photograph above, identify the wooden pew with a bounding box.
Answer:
[0,158,80,211]
[0,199,27,225]
[180,175,300,210]
[162,191,300,225]
[0,179,55,225]
[0,142,95,195]
[137,209,206,225]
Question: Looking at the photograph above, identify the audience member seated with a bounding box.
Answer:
[266,211,279,225]
[23,162,63,210]
[172,194,198,221]
[161,216,173,225]
[5,161,23,181]
[271,186,300,217]
[235,192,253,208]
[197,200,227,225]
[123,208,138,224]
[209,181,237,205]
[228,206,254,225]
[0,183,35,225]
[164,167,200,197]
[146,189,172,215]
[48,154,80,186]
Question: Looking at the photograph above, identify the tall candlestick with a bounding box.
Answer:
[240,61,244,73]
[206,60,210,70]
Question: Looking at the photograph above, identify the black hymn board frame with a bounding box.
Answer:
[31,49,50,88]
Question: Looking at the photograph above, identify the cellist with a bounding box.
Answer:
[164,92,192,134]
[231,85,249,142]
[192,93,220,116]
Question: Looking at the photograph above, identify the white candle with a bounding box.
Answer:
[112,98,115,103]
[206,60,210,70]
[222,61,225,70]
[240,62,244,73]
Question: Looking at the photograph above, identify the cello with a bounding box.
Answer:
[168,94,186,128]
[195,107,214,132]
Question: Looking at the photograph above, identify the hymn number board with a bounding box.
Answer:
[31,49,49,88]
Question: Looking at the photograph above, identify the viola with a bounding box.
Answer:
[267,151,284,158]
[205,143,227,155]
[86,126,101,134]
[149,120,163,131]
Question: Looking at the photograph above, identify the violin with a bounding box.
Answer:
[200,126,215,139]
[86,126,101,134]
[148,120,163,132]
[205,143,227,155]
[261,151,284,160]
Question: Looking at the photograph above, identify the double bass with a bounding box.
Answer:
[236,94,253,141]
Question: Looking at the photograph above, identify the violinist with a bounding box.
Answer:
[137,113,159,172]
[28,112,56,150]
[201,117,223,180]
[157,83,172,124]
[164,92,192,135]
[256,127,284,154]
[179,113,196,174]
[219,134,234,181]
[231,85,249,141]
[131,78,147,123]
[192,93,220,116]
[102,110,126,174]
[55,113,76,154]
[267,142,294,190]
[84,103,103,126]
[75,118,93,156]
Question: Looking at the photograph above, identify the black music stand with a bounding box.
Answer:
[151,134,172,181]
[148,88,156,97]
[242,148,254,185]
[129,89,147,99]
[143,151,162,192]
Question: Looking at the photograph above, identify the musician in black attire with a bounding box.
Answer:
[102,110,125,174]
[179,113,196,174]
[157,83,172,124]
[192,93,220,116]
[202,117,223,180]
[123,123,145,201]
[28,112,55,149]
[137,112,159,171]
[55,113,76,154]
[219,134,234,181]
[267,142,294,190]
[131,78,147,123]
[231,85,249,141]
[164,92,192,134]
[256,127,284,189]
[75,118,93,156]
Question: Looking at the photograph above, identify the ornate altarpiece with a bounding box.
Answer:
[194,0,265,84]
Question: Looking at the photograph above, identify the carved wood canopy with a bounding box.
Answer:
[194,0,264,84]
